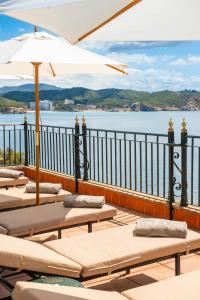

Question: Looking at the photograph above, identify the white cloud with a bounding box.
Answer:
[171,55,200,66]
[34,68,200,92]
[80,41,182,52]
[1,68,200,92]
[79,41,111,52]
[108,53,157,65]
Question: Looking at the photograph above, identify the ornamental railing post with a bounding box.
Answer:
[181,119,188,207]
[168,118,175,220]
[74,116,80,193]
[82,116,88,181]
[24,116,29,166]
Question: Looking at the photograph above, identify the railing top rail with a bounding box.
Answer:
[188,135,200,139]
[0,123,23,126]
[87,127,168,137]
[27,123,168,137]
[28,123,75,130]
[86,135,169,145]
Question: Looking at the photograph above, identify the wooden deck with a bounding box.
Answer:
[1,205,200,298]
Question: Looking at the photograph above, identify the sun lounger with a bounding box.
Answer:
[0,187,71,211]
[0,202,117,237]
[121,269,200,300]
[12,282,125,300]
[12,270,200,300]
[0,176,28,189]
[44,223,200,279]
[0,224,200,294]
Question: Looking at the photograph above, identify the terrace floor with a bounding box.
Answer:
[1,205,200,298]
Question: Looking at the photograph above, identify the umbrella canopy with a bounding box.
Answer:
[0,0,140,44]
[0,30,127,205]
[0,31,127,75]
[1,0,200,42]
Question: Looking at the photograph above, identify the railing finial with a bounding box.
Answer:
[34,25,38,33]
[82,115,86,126]
[168,118,174,132]
[181,118,187,133]
[75,115,79,125]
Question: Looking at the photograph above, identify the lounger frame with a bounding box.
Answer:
[0,200,63,213]
[0,189,70,212]
[0,178,29,190]
[15,216,114,239]
[0,247,199,299]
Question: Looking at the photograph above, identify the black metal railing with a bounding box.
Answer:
[27,123,75,175]
[86,127,168,198]
[187,134,200,206]
[2,116,200,212]
[0,124,25,166]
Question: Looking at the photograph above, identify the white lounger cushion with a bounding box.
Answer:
[122,269,200,300]
[0,194,22,210]
[0,176,28,187]
[12,282,126,300]
[0,187,71,209]
[0,169,24,179]
[0,234,81,278]
[0,202,116,236]
[12,270,200,300]
[44,224,200,278]
[0,225,8,235]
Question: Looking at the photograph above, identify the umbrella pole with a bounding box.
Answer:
[33,63,41,205]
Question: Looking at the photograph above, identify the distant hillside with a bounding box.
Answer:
[0,97,26,112]
[0,83,62,94]
[1,84,200,110]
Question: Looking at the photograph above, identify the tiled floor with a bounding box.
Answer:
[1,205,200,298]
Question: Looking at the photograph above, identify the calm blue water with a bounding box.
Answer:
[0,110,200,136]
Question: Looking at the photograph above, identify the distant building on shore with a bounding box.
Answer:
[9,107,27,114]
[75,104,97,111]
[64,99,74,105]
[29,100,53,111]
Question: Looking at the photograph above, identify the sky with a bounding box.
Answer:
[1,15,200,92]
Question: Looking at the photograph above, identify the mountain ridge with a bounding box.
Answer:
[0,84,62,94]
[0,84,200,110]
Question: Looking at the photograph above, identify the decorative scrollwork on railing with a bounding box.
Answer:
[173,176,182,197]
[78,148,89,171]
[74,134,89,180]
[80,161,90,172]
[172,152,182,198]
[175,182,182,191]
[173,152,180,159]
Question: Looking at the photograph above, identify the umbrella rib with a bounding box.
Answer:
[49,63,56,77]
[78,0,142,42]
[106,64,128,75]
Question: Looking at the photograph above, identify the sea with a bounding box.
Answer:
[0,110,199,136]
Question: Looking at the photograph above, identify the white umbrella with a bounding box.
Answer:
[0,0,141,44]
[1,0,200,42]
[0,29,127,205]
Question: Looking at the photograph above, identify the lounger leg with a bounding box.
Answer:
[0,276,14,293]
[126,269,131,275]
[175,253,181,276]
[58,229,62,239]
[88,222,93,233]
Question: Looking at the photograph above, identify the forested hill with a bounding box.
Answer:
[0,84,200,110]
